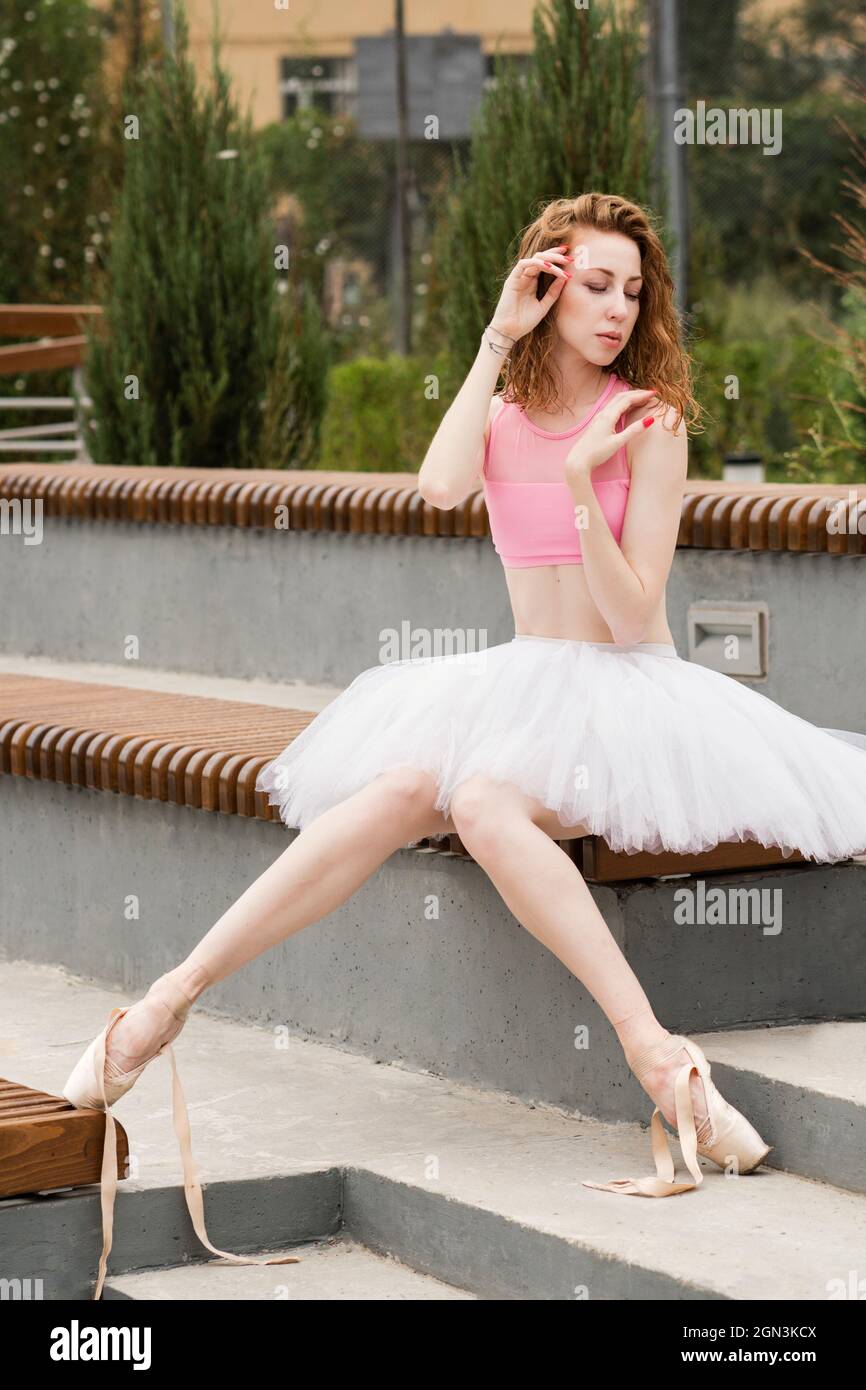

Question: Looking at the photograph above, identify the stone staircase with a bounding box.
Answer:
[1,963,864,1301]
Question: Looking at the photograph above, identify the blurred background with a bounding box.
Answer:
[1,0,864,481]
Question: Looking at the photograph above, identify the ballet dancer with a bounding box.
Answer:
[63,192,866,1298]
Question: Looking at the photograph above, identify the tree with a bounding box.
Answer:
[0,0,111,304]
[784,68,866,482]
[84,0,276,468]
[261,280,332,470]
[430,0,654,375]
[684,0,866,297]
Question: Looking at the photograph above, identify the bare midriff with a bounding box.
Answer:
[505,563,676,644]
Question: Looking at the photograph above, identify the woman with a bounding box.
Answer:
[63,193,866,1296]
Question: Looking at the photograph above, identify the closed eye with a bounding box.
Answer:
[588,284,640,301]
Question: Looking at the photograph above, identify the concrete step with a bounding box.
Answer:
[3,478,866,733]
[681,1022,866,1198]
[2,964,864,1301]
[103,1232,475,1300]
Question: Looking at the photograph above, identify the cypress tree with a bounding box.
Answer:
[432,0,655,375]
[84,1,275,468]
[261,280,332,470]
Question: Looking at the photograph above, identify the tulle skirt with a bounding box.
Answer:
[255,634,866,863]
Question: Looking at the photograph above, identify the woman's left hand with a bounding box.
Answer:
[564,388,658,484]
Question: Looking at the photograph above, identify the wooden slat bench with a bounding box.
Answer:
[0,1075,128,1199]
[0,672,815,882]
[0,672,310,819]
[414,831,807,881]
[2,462,866,555]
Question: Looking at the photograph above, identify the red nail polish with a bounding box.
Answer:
[642,417,655,427]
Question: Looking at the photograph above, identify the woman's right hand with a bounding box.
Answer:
[564,389,659,479]
[488,247,573,343]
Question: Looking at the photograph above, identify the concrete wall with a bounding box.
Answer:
[2,775,864,1124]
[2,516,865,728]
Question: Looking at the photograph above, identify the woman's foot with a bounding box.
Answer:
[636,1039,713,1146]
[63,964,212,1112]
[616,1017,713,1143]
[61,961,300,1300]
[584,1030,772,1197]
[105,966,208,1075]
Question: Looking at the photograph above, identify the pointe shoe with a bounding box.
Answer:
[583,1032,773,1198]
[62,973,192,1111]
[61,975,301,1299]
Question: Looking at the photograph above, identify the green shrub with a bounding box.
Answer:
[686,273,860,479]
[0,0,110,305]
[688,336,828,479]
[317,353,459,472]
[261,280,332,469]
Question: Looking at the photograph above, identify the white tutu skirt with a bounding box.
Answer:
[256,635,866,863]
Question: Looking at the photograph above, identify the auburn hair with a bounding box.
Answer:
[498,193,704,436]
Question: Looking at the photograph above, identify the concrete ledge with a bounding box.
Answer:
[2,513,866,722]
[2,775,864,1123]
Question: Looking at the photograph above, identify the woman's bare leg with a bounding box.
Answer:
[105,767,454,1070]
[447,775,709,1130]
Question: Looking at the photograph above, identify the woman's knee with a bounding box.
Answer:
[449,775,513,849]
[370,765,441,819]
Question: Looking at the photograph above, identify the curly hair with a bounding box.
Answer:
[499,193,704,436]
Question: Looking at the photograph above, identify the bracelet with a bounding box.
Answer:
[483,328,512,358]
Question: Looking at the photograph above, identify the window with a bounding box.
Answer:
[482,52,531,90]
[279,57,356,119]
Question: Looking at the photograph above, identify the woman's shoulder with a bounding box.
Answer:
[485,392,512,435]
[613,374,667,428]
[481,394,516,480]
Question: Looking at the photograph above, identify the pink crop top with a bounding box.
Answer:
[482,371,632,568]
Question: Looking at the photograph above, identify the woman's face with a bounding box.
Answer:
[552,228,643,363]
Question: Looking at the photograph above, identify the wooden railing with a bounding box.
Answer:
[0,305,101,375]
[0,304,102,459]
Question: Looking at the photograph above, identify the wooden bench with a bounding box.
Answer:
[414,831,808,881]
[0,672,308,818]
[0,1074,128,1199]
[1,460,865,554]
[0,672,813,882]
